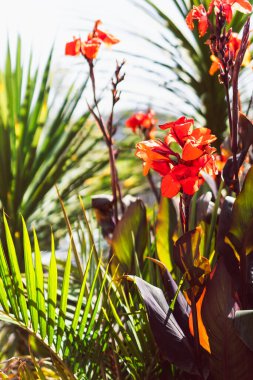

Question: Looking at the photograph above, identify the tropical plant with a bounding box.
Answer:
[0,38,108,263]
[0,204,171,379]
[129,0,253,147]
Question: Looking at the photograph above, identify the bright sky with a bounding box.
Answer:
[0,0,189,116]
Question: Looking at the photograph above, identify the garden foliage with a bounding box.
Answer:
[1,4,253,380]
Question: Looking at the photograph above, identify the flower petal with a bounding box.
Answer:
[181,177,200,195]
[182,141,204,161]
[232,0,252,13]
[65,39,81,56]
[161,174,181,198]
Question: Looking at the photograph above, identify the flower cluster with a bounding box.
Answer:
[186,0,252,38]
[65,20,119,60]
[186,0,252,80]
[125,109,157,139]
[136,117,217,198]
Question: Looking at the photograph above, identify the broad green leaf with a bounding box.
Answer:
[228,167,253,255]
[155,196,177,272]
[112,200,148,273]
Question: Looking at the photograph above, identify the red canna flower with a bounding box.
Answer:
[136,116,217,198]
[160,116,194,141]
[136,140,174,176]
[81,37,102,60]
[208,0,252,23]
[126,109,157,138]
[91,20,120,46]
[186,0,252,37]
[65,38,81,56]
[161,165,202,198]
[65,20,119,60]
[186,5,209,37]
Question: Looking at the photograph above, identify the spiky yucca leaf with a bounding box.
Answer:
[0,216,112,378]
[0,38,106,255]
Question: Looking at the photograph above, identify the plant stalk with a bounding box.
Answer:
[87,59,121,223]
[147,172,160,204]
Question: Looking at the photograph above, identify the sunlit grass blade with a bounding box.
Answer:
[78,257,102,339]
[56,244,72,353]
[0,240,19,317]
[56,186,83,280]
[85,263,109,338]
[64,247,93,357]
[22,216,38,332]
[47,232,58,346]
[102,307,139,379]
[0,277,9,313]
[33,228,47,339]
[3,214,28,325]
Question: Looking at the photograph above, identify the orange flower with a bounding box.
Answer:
[81,37,102,60]
[136,116,217,198]
[160,116,194,142]
[126,109,157,138]
[161,165,202,198]
[186,0,252,37]
[65,38,81,56]
[215,147,231,172]
[136,140,174,176]
[65,20,119,60]
[91,20,120,46]
[186,5,209,37]
[161,117,216,160]
[208,0,252,23]
[209,55,223,75]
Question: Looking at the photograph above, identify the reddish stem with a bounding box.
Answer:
[87,59,121,223]
[147,172,160,204]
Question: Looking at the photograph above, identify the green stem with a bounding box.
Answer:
[205,180,224,260]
